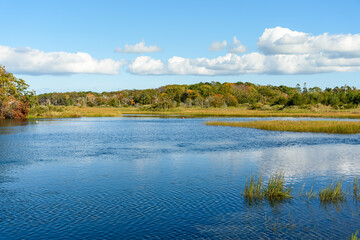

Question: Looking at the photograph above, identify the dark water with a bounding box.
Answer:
[1,117,360,239]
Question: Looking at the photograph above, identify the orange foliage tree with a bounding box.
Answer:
[0,66,30,119]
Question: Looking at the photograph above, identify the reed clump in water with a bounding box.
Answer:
[351,230,359,240]
[319,178,348,203]
[244,172,293,204]
[243,172,360,207]
[244,174,264,204]
[264,172,293,203]
[206,120,360,134]
[354,178,360,201]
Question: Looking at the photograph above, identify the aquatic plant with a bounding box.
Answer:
[264,172,293,202]
[319,178,348,203]
[299,180,317,202]
[354,178,360,201]
[306,178,317,202]
[351,230,359,240]
[243,172,360,208]
[244,174,264,204]
[264,213,296,232]
[244,172,293,204]
[300,182,305,196]
[27,104,360,119]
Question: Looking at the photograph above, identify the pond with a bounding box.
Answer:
[0,117,360,239]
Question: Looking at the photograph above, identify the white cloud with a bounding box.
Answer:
[258,26,360,57]
[208,40,227,51]
[115,40,162,53]
[0,45,125,75]
[128,52,360,76]
[229,36,246,53]
[3,27,360,77]
[127,56,165,75]
[128,27,360,76]
[129,53,264,75]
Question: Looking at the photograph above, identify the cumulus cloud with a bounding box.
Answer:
[128,52,360,75]
[129,53,264,75]
[229,36,247,53]
[0,45,125,75]
[128,27,360,76]
[258,26,360,57]
[128,56,166,75]
[4,27,360,77]
[208,40,227,51]
[115,40,162,53]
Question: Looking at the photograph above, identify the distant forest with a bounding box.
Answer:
[37,81,360,110]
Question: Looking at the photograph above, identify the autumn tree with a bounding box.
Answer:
[0,66,30,119]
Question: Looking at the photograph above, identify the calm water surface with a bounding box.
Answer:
[1,117,360,239]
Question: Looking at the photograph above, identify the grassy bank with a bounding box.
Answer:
[27,106,360,119]
[27,106,123,118]
[206,120,360,134]
[120,107,360,118]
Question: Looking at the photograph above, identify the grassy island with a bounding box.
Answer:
[206,120,360,134]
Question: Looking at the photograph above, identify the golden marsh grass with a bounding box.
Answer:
[264,172,293,203]
[119,107,360,118]
[28,106,360,119]
[244,172,292,204]
[353,178,360,201]
[206,120,360,134]
[243,173,360,207]
[244,174,264,204]
[351,231,359,240]
[28,106,123,118]
[319,178,348,203]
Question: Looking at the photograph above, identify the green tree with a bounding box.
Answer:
[0,66,30,119]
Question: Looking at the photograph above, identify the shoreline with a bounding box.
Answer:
[26,106,360,119]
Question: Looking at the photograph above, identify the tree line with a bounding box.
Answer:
[2,65,360,119]
[37,82,360,111]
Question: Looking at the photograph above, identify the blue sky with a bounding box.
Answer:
[1,0,360,93]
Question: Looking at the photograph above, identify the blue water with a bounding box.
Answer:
[1,117,360,239]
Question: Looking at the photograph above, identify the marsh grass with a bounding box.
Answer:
[305,178,317,202]
[351,230,359,240]
[28,105,360,119]
[264,213,296,232]
[319,178,348,203]
[244,174,264,204]
[28,106,122,118]
[244,173,360,210]
[306,185,317,202]
[244,172,293,204]
[120,107,360,119]
[300,183,306,196]
[354,178,360,201]
[206,120,360,134]
[27,106,81,118]
[264,172,293,203]
[300,179,317,202]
